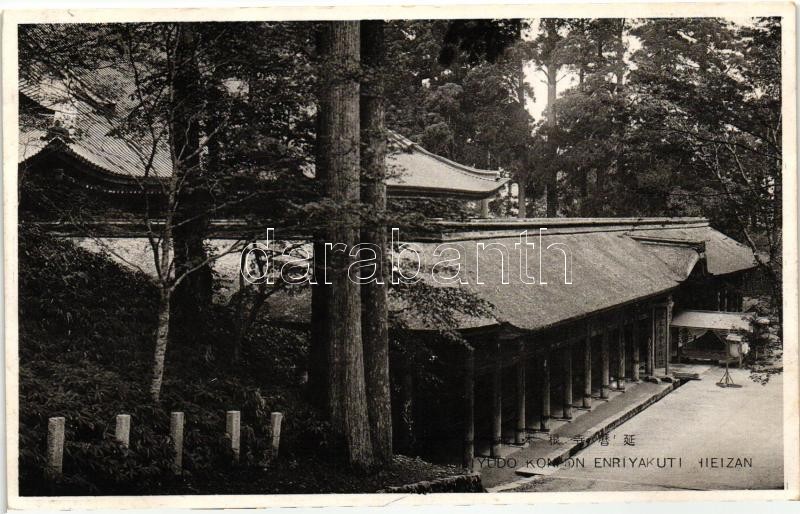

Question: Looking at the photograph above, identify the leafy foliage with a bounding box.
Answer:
[18,228,483,493]
[18,228,329,494]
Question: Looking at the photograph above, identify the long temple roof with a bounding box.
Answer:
[67,217,756,335]
[121,217,743,333]
[18,76,508,199]
[225,218,757,333]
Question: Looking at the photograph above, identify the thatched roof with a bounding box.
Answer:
[264,218,757,333]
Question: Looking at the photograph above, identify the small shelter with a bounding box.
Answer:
[670,310,753,365]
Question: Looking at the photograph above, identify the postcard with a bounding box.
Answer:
[4,3,797,508]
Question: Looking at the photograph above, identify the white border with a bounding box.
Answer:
[3,3,797,509]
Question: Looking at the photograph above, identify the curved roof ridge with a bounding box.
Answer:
[387,130,502,181]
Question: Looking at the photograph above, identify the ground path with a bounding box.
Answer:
[511,365,783,492]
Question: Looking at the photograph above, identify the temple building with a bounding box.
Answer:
[18,76,509,221]
[264,217,757,465]
[18,73,759,468]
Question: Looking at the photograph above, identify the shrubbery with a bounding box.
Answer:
[18,227,327,495]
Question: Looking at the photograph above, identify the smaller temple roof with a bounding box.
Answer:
[671,310,753,332]
[386,132,508,198]
[19,76,508,199]
[19,78,172,178]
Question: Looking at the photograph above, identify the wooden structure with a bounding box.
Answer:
[248,218,757,466]
[444,219,755,466]
[18,77,508,220]
[18,74,759,470]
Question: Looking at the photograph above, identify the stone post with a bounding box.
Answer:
[46,417,65,479]
[226,410,241,462]
[270,412,283,458]
[115,414,131,448]
[170,412,184,474]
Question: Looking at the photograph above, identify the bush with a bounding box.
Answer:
[17,227,325,495]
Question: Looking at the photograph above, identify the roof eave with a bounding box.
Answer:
[388,178,510,199]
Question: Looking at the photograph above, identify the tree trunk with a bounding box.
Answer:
[309,58,331,411]
[517,49,528,219]
[545,63,558,217]
[150,289,171,402]
[170,23,213,351]
[360,19,392,465]
[319,21,374,469]
[614,20,627,198]
[308,239,330,410]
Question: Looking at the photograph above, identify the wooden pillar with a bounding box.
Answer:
[582,324,592,408]
[480,198,490,217]
[515,342,526,444]
[631,317,640,381]
[463,346,475,470]
[647,308,655,376]
[617,316,626,390]
[665,297,673,375]
[540,351,551,431]
[562,344,573,419]
[600,331,610,398]
[525,354,536,430]
[738,281,744,310]
[491,340,502,457]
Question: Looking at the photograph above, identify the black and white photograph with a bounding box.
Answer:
[4,4,797,507]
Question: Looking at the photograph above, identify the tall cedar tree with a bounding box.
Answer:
[317,21,375,468]
[170,24,214,352]
[359,19,392,464]
[153,23,205,401]
[438,19,534,217]
[535,19,566,217]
